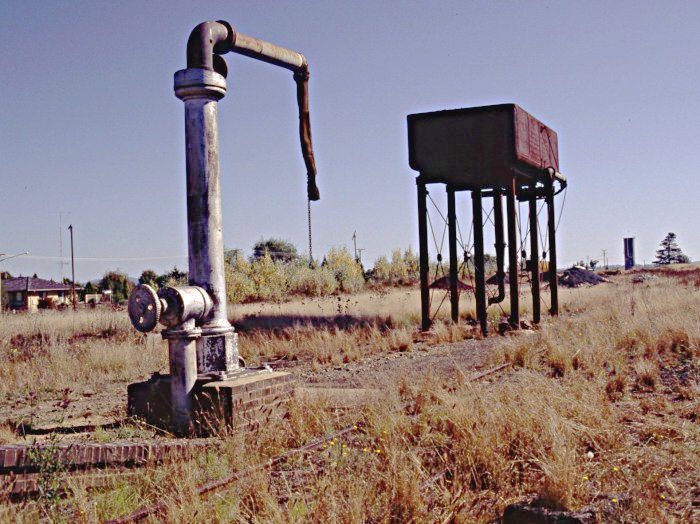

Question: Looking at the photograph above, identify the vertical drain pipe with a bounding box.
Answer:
[529,187,540,324]
[489,188,506,305]
[417,178,430,331]
[472,189,487,336]
[447,185,459,323]
[506,177,519,328]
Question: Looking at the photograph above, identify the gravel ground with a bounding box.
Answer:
[2,332,509,442]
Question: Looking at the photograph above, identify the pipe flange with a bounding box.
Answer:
[128,285,161,333]
[174,68,227,101]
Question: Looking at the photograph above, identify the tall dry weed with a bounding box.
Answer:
[0,310,165,400]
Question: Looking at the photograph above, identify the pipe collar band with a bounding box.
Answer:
[174,68,227,101]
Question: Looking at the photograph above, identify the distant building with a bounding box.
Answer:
[1,277,81,312]
[623,238,635,270]
[84,290,112,305]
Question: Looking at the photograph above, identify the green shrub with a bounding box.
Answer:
[249,252,288,301]
[287,263,337,297]
[225,258,256,304]
[370,248,420,286]
[324,247,365,293]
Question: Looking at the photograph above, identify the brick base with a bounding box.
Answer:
[128,370,294,436]
[0,439,209,498]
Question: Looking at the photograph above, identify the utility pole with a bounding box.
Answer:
[602,249,608,269]
[69,225,76,311]
[352,231,364,264]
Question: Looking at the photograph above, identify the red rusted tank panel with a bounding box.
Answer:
[513,105,558,171]
[408,104,558,189]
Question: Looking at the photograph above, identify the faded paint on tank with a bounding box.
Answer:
[407,104,558,190]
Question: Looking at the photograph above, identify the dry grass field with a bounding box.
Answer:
[0,269,698,522]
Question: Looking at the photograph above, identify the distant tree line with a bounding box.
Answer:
[70,237,499,305]
[79,266,189,304]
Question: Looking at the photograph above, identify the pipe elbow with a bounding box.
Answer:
[186,21,235,71]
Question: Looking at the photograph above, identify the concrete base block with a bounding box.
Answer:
[128,370,294,436]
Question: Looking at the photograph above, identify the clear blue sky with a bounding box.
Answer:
[1,1,699,281]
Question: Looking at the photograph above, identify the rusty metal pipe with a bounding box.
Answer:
[489,189,506,305]
[229,28,319,199]
[294,68,320,200]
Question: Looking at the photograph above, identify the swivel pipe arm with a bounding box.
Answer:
[186,21,320,201]
[545,167,567,196]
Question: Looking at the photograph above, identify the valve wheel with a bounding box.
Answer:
[128,285,161,333]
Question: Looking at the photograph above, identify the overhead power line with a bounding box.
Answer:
[23,255,188,262]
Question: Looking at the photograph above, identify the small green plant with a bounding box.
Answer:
[26,391,74,518]
[27,434,67,510]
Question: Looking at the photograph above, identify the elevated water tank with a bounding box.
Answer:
[408,104,558,189]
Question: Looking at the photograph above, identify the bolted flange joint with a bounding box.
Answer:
[174,68,227,101]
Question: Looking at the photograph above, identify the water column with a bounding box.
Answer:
[174,67,240,380]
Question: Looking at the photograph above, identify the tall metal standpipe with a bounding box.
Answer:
[447,185,459,323]
[175,66,239,379]
[417,179,430,331]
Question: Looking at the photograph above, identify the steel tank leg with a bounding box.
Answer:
[506,178,519,328]
[546,176,559,316]
[447,185,459,323]
[472,189,487,336]
[417,179,430,331]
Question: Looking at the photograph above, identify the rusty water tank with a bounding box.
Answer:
[408,104,558,189]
